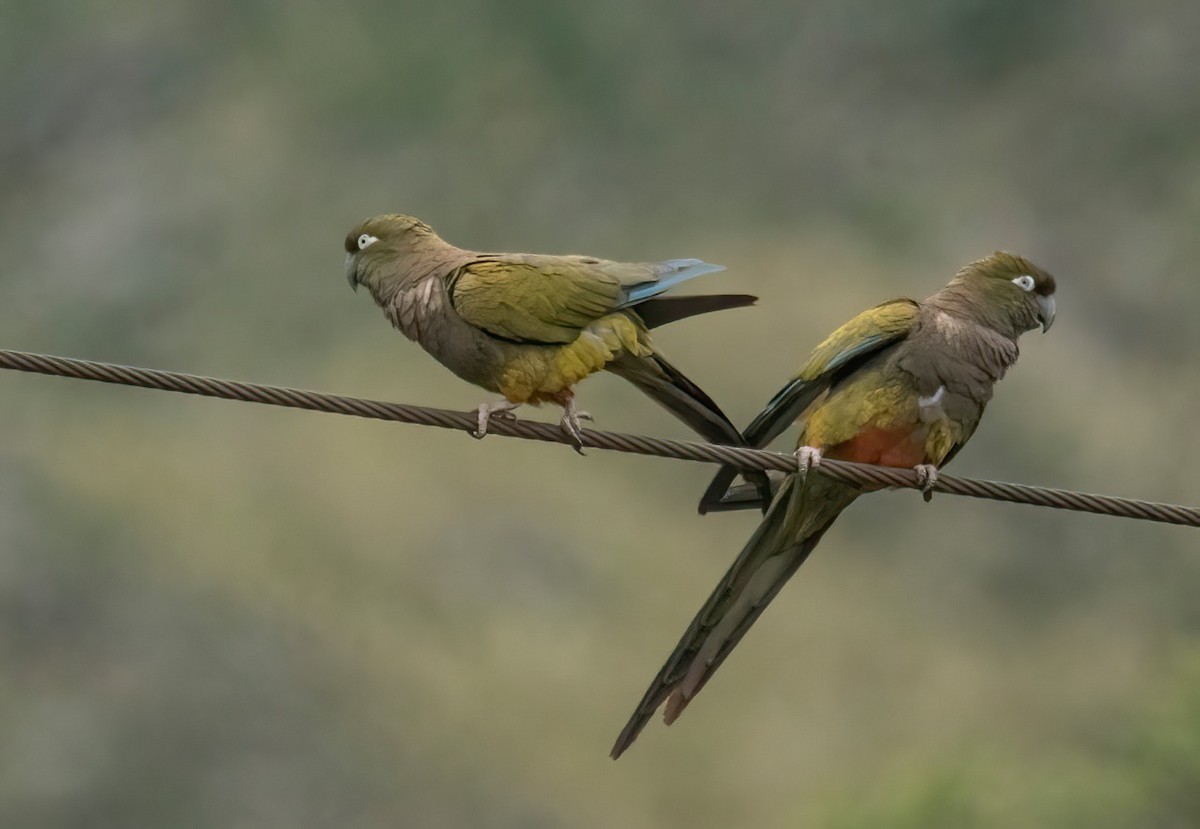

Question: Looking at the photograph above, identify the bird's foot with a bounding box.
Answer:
[794,445,824,477]
[560,399,594,454]
[913,463,939,502]
[471,400,521,439]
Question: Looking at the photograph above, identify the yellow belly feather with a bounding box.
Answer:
[497,313,651,404]
[800,372,965,467]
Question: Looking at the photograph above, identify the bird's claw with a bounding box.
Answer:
[560,401,593,454]
[471,401,520,439]
[795,446,823,477]
[914,463,939,502]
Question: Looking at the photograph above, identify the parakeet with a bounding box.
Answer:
[343,214,755,449]
[610,252,1057,758]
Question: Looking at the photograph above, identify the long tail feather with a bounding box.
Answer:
[607,352,774,503]
[635,294,757,329]
[698,376,830,515]
[610,474,860,759]
[606,352,744,447]
[698,465,746,515]
[700,472,788,512]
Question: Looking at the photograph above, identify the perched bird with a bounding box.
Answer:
[344,214,756,449]
[610,252,1057,758]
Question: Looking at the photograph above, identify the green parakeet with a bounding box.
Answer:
[610,252,1057,758]
[344,214,755,449]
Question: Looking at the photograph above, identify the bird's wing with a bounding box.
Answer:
[446,257,627,344]
[747,298,921,446]
[699,297,920,513]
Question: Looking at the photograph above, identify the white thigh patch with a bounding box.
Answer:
[918,385,947,424]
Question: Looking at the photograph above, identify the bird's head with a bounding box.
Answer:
[343,214,440,291]
[951,251,1057,336]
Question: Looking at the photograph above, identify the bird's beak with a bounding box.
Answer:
[1037,294,1056,333]
[345,253,359,291]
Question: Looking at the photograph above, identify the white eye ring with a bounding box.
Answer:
[1011,274,1035,292]
[357,233,379,251]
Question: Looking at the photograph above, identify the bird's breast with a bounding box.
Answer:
[387,276,445,342]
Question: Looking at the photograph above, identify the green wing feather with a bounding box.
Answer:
[747,298,920,445]
[447,254,728,344]
[698,298,920,513]
[446,257,628,344]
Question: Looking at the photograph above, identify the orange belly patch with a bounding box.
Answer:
[825,425,928,468]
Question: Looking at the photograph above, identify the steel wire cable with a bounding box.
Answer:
[1,348,1195,528]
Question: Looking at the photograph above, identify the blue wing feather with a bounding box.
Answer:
[620,259,726,306]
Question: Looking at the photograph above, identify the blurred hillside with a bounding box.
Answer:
[1,2,1198,827]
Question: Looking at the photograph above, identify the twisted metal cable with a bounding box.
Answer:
[1,348,1196,528]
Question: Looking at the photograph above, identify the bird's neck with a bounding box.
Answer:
[926,281,1024,342]
[366,242,473,304]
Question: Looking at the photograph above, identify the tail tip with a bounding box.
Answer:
[609,730,637,760]
[662,690,688,725]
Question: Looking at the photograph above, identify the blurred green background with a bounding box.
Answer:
[2,1,1199,826]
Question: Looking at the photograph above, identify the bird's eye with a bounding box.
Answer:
[357,233,378,251]
[1011,274,1035,292]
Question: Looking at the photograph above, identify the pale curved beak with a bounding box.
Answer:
[1037,294,1056,333]
[345,253,358,291]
